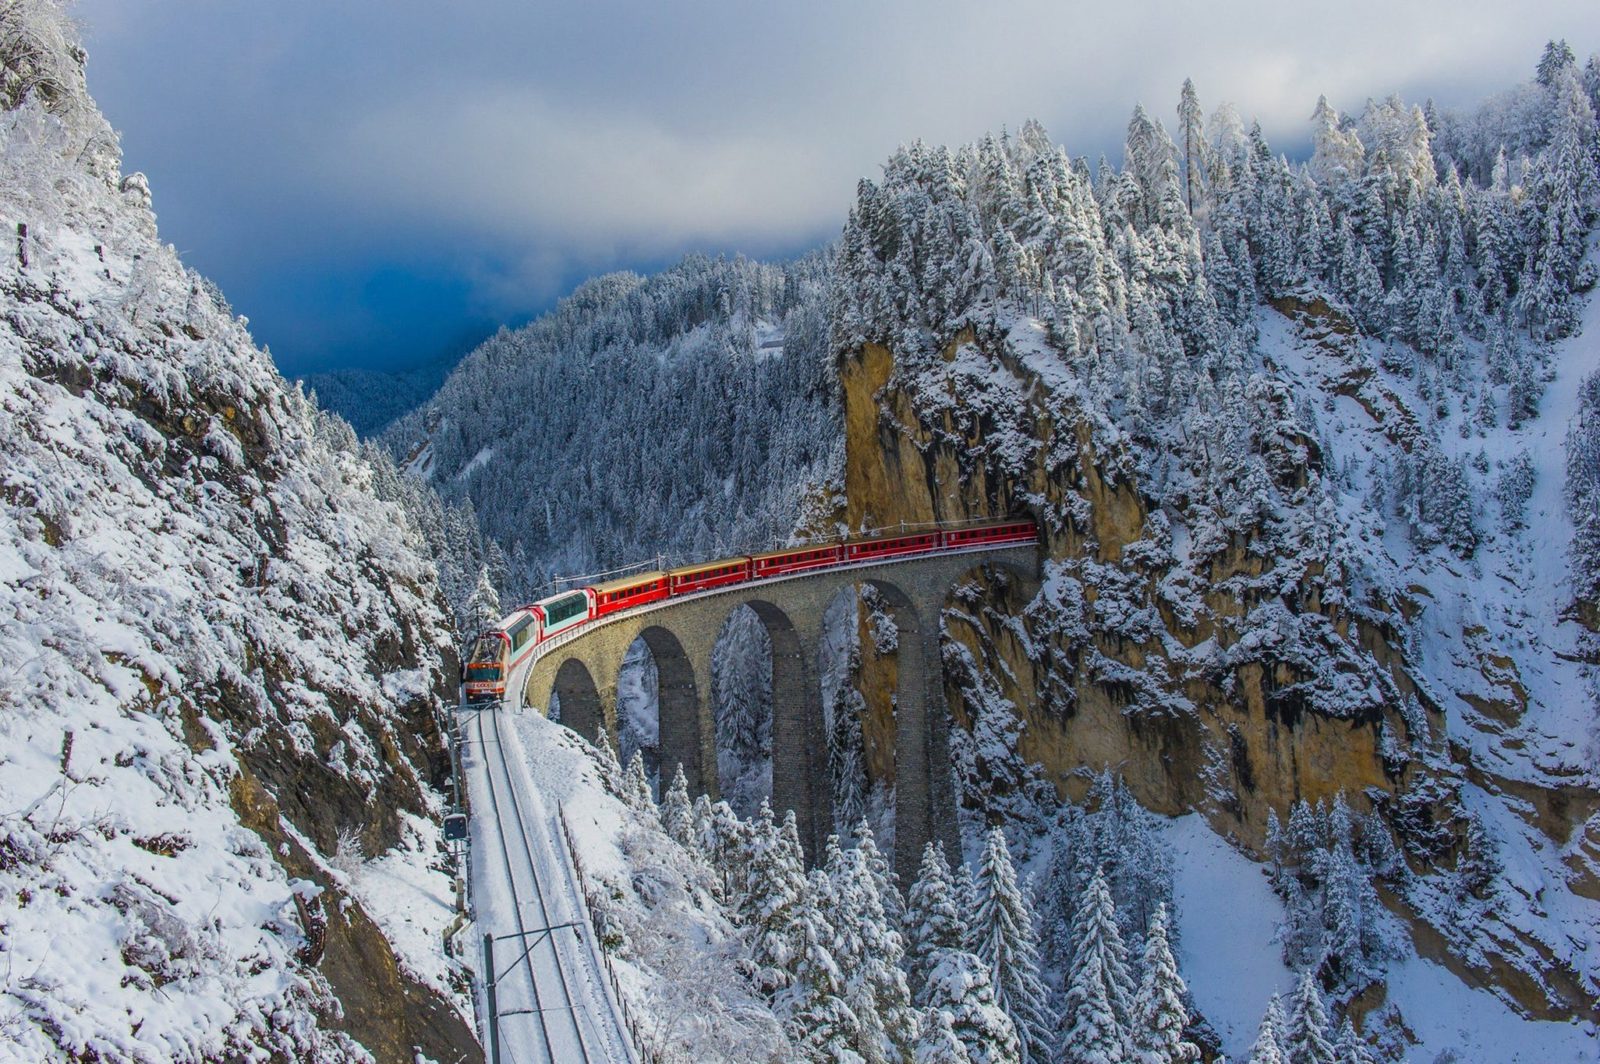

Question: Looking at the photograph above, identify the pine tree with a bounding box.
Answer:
[1456,813,1502,900]
[660,763,694,847]
[971,828,1055,1062]
[1059,945,1128,1064]
[1332,1018,1378,1064]
[857,820,905,928]
[1247,995,1288,1064]
[1537,39,1577,88]
[782,872,862,1063]
[622,749,656,815]
[1130,906,1200,1064]
[1282,973,1337,1064]
[906,843,967,1004]
[1265,809,1287,883]
[1060,869,1134,1062]
[464,565,501,642]
[954,862,979,947]
[915,1007,972,1064]
[1177,78,1206,216]
[829,662,869,832]
[594,727,623,796]
[921,948,1021,1064]
[820,834,918,1062]
[1071,868,1137,1023]
[740,801,812,995]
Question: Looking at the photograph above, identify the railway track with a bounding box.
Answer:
[469,704,624,1063]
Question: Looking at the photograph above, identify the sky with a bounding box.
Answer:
[72,1,1600,377]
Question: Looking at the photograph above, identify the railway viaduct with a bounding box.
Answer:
[513,542,1040,879]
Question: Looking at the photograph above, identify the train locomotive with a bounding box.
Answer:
[461,519,1035,704]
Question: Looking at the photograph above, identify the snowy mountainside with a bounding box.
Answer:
[383,252,841,599]
[827,43,1600,1059]
[0,7,474,1060]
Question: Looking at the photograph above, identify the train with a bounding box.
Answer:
[461,519,1037,704]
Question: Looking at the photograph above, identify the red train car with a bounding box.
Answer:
[843,530,939,562]
[942,520,1038,548]
[591,571,670,617]
[669,557,752,596]
[750,543,843,579]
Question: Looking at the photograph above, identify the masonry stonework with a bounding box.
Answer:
[519,545,1039,878]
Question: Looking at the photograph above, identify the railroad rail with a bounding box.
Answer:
[469,705,631,1063]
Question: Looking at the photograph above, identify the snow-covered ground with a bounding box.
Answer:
[346,810,471,1021]
[1385,955,1596,1062]
[1162,814,1297,1058]
[460,703,633,1062]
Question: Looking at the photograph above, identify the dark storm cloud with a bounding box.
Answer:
[71,0,1600,371]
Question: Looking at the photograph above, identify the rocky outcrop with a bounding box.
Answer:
[837,316,1600,1023]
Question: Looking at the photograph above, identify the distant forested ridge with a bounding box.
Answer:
[303,354,460,436]
[385,252,840,599]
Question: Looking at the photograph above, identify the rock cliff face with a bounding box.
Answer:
[837,313,1599,1023]
[841,328,1414,836]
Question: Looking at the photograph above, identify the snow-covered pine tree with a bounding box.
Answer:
[1129,905,1199,1064]
[1332,1018,1378,1064]
[906,843,967,1004]
[1456,812,1502,900]
[463,565,501,643]
[1282,972,1337,1064]
[1059,944,1129,1064]
[623,749,657,816]
[595,727,623,796]
[781,869,862,1062]
[914,1006,971,1064]
[856,820,905,928]
[1247,995,1288,1064]
[921,948,1021,1064]
[660,763,694,848]
[971,828,1054,1062]
[1070,868,1137,1024]
[739,801,811,996]
[954,861,979,945]
[1177,78,1207,216]
[1060,868,1135,1063]
[825,836,918,1062]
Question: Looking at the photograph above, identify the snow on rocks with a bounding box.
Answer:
[0,13,469,1059]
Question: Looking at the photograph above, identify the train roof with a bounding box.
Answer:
[843,527,939,544]
[529,588,591,610]
[667,557,748,578]
[749,543,840,562]
[947,518,1034,531]
[589,571,668,595]
[492,607,534,631]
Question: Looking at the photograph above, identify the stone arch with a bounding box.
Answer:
[817,579,918,839]
[633,625,710,801]
[550,657,603,745]
[934,555,1046,854]
[738,598,832,862]
[708,604,774,818]
[849,577,955,878]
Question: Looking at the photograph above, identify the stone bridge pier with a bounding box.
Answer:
[520,545,1039,878]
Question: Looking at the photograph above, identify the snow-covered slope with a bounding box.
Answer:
[0,8,474,1060]
[488,709,790,1062]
